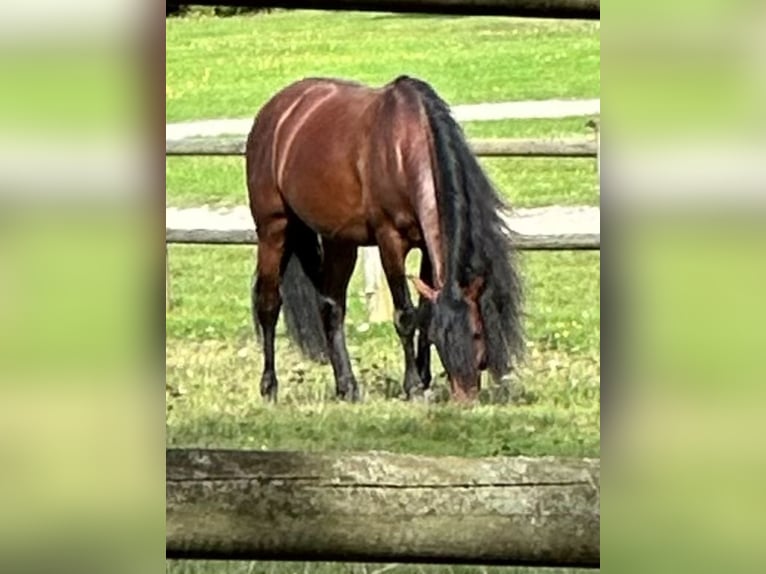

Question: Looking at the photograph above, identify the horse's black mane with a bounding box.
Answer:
[395,75,525,381]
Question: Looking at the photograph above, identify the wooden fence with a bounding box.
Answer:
[165,128,600,317]
[167,449,600,567]
[166,226,600,250]
[166,136,597,158]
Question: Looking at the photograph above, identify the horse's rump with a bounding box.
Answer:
[247,77,436,247]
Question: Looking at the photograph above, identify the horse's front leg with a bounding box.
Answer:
[376,230,423,399]
[415,253,433,390]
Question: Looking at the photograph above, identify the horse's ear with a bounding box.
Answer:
[464,276,485,301]
[408,276,438,302]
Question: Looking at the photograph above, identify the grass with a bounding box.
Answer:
[166,11,599,122]
[167,247,600,455]
[166,10,600,574]
[167,339,599,456]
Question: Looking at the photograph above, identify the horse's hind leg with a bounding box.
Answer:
[252,216,288,402]
[376,229,422,399]
[415,253,433,390]
[317,241,360,402]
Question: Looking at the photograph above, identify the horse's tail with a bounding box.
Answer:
[280,231,328,363]
[398,75,525,378]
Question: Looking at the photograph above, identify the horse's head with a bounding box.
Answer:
[411,275,487,403]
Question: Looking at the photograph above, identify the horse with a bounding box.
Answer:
[245,75,524,403]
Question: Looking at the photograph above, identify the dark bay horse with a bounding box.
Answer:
[246,75,523,403]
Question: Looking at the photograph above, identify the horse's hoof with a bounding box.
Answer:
[337,382,360,403]
[260,373,278,402]
[403,371,426,401]
[339,392,360,403]
[404,384,428,403]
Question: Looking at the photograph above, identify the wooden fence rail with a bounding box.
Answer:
[166,227,599,250]
[174,0,600,19]
[165,205,600,315]
[166,136,597,158]
[167,449,600,567]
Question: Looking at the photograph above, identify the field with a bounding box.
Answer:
[166,8,600,574]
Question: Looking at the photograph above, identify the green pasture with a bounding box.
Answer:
[166,10,599,121]
[166,10,600,574]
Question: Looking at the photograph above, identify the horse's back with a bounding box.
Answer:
[246,77,433,247]
[247,78,384,242]
[246,78,346,183]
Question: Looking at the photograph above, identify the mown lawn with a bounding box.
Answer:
[166,10,599,122]
[166,9,599,574]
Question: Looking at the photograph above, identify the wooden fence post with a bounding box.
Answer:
[363,247,393,323]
